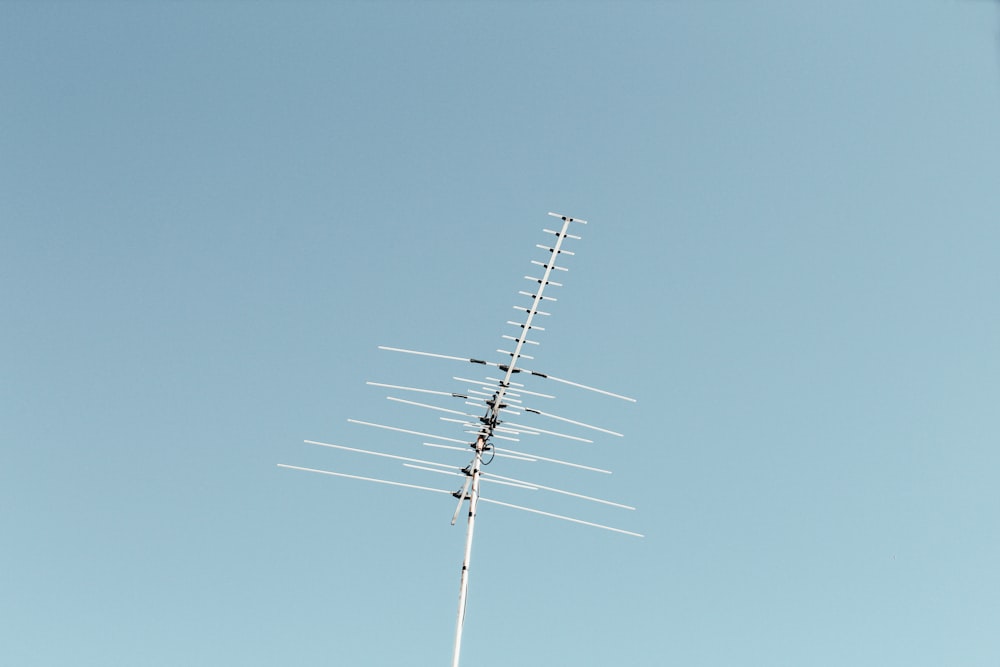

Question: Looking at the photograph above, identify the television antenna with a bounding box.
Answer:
[279,212,641,667]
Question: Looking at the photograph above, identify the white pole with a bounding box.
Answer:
[452,216,579,667]
[452,435,485,667]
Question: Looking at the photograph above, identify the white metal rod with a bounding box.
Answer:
[518,369,638,403]
[402,463,464,479]
[524,276,563,287]
[478,497,644,538]
[277,464,454,496]
[490,425,540,435]
[466,401,520,416]
[483,378,554,399]
[438,417,485,426]
[379,346,635,404]
[377,346,634,406]
[482,375,526,388]
[518,290,557,301]
[501,421,594,443]
[535,245,575,257]
[505,321,545,332]
[497,348,534,360]
[512,305,551,316]
[502,335,539,345]
[304,440,457,470]
[491,425,527,435]
[378,345,471,363]
[423,442,537,462]
[404,464,538,491]
[386,396,479,418]
[439,418,524,437]
[492,447,611,474]
[522,407,624,437]
[542,228,582,240]
[547,211,588,224]
[453,439,485,667]
[347,419,468,444]
[480,471,634,510]
[464,431,519,443]
[466,401,514,414]
[531,258,570,269]
[460,377,524,387]
[478,403,520,416]
[367,381,465,398]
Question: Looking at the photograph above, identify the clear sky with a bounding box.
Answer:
[2,2,999,666]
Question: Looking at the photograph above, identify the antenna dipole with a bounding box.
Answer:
[450,213,579,667]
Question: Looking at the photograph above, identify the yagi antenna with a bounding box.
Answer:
[279,212,640,667]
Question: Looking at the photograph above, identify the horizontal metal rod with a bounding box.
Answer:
[547,211,588,224]
[465,431,520,443]
[455,375,524,388]
[524,276,563,287]
[542,228,582,240]
[479,497,643,538]
[304,440,456,469]
[534,244,575,256]
[531,258,570,270]
[379,345,634,402]
[484,378,554,399]
[519,290,557,302]
[465,396,521,415]
[480,471,634,510]
[403,464,538,491]
[522,407,623,437]
[474,401,520,416]
[492,447,610,474]
[513,305,550,316]
[401,463,464,478]
[501,421,593,444]
[378,345,470,363]
[347,419,468,444]
[483,375,527,388]
[423,442,536,463]
[386,396,478,418]
[498,348,534,360]
[506,320,545,332]
[518,368,637,403]
[502,335,539,346]
[439,417,523,436]
[367,381,466,399]
[278,464,453,496]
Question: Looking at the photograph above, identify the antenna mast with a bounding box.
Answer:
[280,212,640,667]
[450,212,578,667]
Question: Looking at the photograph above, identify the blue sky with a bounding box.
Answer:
[2,2,999,666]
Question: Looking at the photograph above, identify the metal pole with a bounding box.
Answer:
[452,214,577,666]
[451,436,484,667]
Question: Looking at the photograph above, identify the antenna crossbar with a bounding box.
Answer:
[304,440,457,470]
[479,497,643,538]
[278,464,454,496]
[347,419,469,444]
[378,345,635,402]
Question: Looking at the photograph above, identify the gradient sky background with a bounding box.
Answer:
[3,2,999,666]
